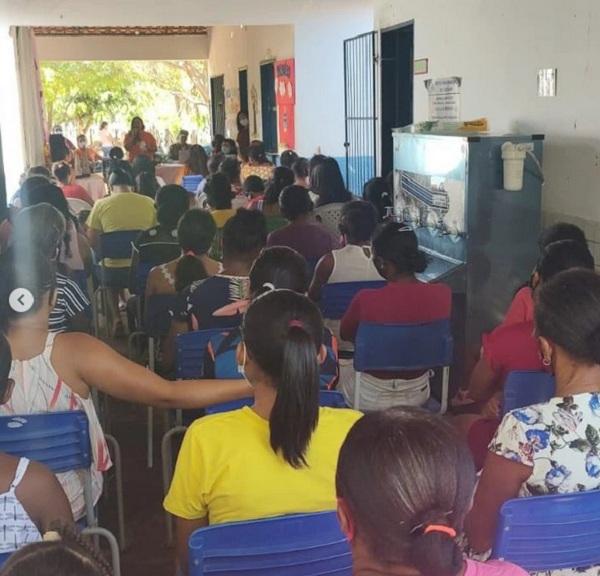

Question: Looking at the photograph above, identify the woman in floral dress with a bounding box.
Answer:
[466,268,600,575]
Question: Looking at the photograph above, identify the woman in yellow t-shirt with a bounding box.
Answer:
[164,290,361,574]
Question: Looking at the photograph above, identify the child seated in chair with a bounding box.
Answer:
[339,222,451,410]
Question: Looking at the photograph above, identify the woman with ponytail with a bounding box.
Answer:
[339,221,452,410]
[164,290,361,574]
[337,407,527,576]
[466,269,600,574]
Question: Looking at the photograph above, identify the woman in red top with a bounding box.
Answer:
[52,162,94,206]
[124,116,157,163]
[339,222,451,410]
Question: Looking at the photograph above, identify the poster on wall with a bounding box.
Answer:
[425,76,461,121]
[275,58,295,149]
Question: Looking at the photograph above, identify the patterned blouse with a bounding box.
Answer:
[491,393,600,576]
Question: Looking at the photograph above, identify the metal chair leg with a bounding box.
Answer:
[354,371,361,411]
[161,426,188,546]
[82,527,121,576]
[147,406,154,468]
[440,366,450,414]
[105,434,126,551]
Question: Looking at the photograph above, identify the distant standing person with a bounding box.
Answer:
[98,121,114,158]
[124,116,157,163]
[169,130,191,163]
[236,111,250,160]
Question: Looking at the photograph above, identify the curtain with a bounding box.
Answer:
[12,26,46,169]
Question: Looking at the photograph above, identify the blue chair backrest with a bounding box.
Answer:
[320,281,386,320]
[97,230,141,261]
[182,175,204,194]
[176,329,225,379]
[133,261,157,296]
[354,319,453,372]
[493,491,600,571]
[145,294,177,336]
[189,511,351,575]
[503,371,555,415]
[205,391,347,416]
[0,411,91,473]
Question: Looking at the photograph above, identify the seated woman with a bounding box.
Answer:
[243,175,266,210]
[339,222,451,410]
[267,185,340,268]
[261,166,295,232]
[0,248,252,520]
[52,162,94,206]
[205,173,237,261]
[463,240,595,469]
[363,176,393,221]
[0,335,73,557]
[337,407,527,576]
[183,144,209,178]
[146,208,218,299]
[466,268,600,574]
[219,157,245,206]
[240,140,274,182]
[503,222,587,327]
[311,157,353,236]
[164,290,361,574]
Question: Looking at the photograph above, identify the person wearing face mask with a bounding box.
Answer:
[164,289,361,575]
[124,116,157,163]
[236,111,250,161]
[73,135,101,178]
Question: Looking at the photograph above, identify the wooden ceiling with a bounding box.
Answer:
[33,26,209,37]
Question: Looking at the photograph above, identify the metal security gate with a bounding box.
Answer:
[344,31,378,195]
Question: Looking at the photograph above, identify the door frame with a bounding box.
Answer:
[238,67,249,115]
[210,74,226,137]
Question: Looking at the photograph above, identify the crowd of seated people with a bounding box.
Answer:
[6,120,600,576]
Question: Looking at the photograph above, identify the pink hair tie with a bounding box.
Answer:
[289,319,304,329]
[423,524,457,539]
[184,250,196,256]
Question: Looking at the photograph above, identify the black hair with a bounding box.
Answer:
[248,140,270,165]
[336,407,475,576]
[130,116,145,131]
[222,138,238,156]
[19,176,51,199]
[52,162,71,185]
[363,177,393,221]
[308,154,326,183]
[108,147,124,161]
[100,121,108,130]
[264,166,295,206]
[205,173,232,210]
[538,222,587,251]
[536,239,595,283]
[279,185,314,221]
[136,172,160,199]
[372,222,427,276]
[12,204,66,261]
[280,150,299,169]
[219,157,241,185]
[155,185,189,229]
[174,209,216,292]
[27,166,51,179]
[311,157,352,206]
[243,175,265,197]
[20,182,76,258]
[207,153,224,176]
[211,134,225,154]
[76,134,87,144]
[536,269,600,366]
[0,521,112,576]
[0,333,11,403]
[132,155,155,179]
[222,209,267,261]
[186,144,209,177]
[339,200,379,244]
[292,157,309,181]
[242,290,322,467]
[108,168,134,188]
[249,247,309,298]
[236,111,248,132]
[0,248,57,336]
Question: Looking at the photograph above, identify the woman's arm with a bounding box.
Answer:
[308,253,334,302]
[55,332,253,409]
[339,294,362,342]
[464,452,531,552]
[468,355,499,403]
[175,517,208,576]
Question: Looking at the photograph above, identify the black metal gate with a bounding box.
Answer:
[344,31,378,195]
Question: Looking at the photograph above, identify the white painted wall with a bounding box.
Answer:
[36,34,209,61]
[208,25,294,141]
[375,0,600,226]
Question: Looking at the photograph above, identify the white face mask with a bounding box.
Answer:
[240,118,249,128]
[237,344,252,384]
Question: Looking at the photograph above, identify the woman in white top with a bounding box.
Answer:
[0,334,72,556]
[0,247,252,520]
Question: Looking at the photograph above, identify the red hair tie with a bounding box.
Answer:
[184,250,196,256]
[288,319,304,329]
[424,525,457,538]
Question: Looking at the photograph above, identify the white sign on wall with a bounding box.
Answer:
[425,76,462,121]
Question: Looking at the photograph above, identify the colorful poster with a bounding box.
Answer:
[275,58,295,148]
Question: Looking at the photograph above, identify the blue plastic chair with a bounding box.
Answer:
[493,491,600,572]
[182,175,204,194]
[353,319,453,412]
[320,281,386,320]
[189,511,351,575]
[503,371,555,415]
[176,328,229,379]
[0,411,124,563]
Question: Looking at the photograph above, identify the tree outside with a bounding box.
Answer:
[41,59,210,154]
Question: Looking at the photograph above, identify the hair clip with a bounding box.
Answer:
[424,524,457,538]
[43,531,62,542]
[262,282,276,291]
[289,319,304,329]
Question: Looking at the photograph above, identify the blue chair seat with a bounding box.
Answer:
[503,370,555,415]
[189,511,351,575]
